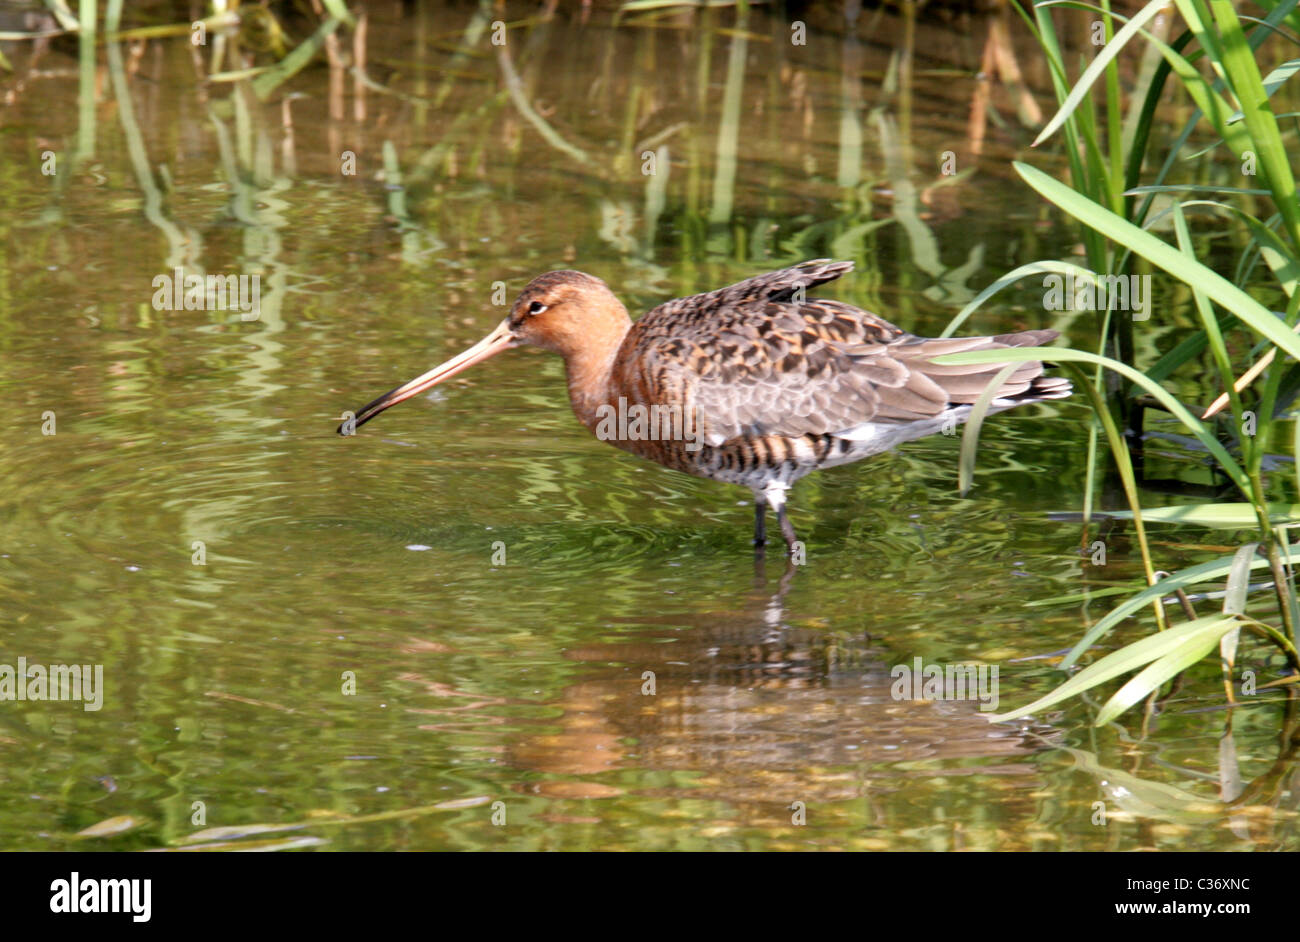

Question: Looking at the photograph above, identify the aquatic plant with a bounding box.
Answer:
[952,0,1300,725]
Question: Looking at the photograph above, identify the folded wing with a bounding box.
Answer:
[621,259,1064,446]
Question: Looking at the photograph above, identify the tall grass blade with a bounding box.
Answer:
[957,364,1020,496]
[1015,162,1300,363]
[1032,0,1173,147]
[990,614,1245,723]
[1093,616,1241,725]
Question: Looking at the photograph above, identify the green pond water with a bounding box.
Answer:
[0,0,1296,851]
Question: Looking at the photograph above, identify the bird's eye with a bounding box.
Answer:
[528,301,548,316]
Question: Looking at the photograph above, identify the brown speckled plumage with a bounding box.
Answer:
[342,259,1070,552]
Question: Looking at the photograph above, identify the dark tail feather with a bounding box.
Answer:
[988,328,1071,403]
[1018,374,1072,402]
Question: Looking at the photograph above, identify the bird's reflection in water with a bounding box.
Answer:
[504,563,1059,804]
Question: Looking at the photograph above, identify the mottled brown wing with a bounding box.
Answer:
[621,260,1059,445]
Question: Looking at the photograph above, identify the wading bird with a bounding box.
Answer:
[340,260,1069,552]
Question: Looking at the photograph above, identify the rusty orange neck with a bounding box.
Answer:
[559,313,631,430]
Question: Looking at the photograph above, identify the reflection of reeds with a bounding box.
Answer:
[643,145,669,257]
[706,7,745,226]
[26,0,1041,308]
[251,15,343,101]
[434,0,494,108]
[383,139,445,263]
[968,0,1045,157]
[874,109,982,307]
[496,37,590,165]
[106,29,194,267]
[75,0,96,163]
[24,1,1052,343]
[837,5,863,192]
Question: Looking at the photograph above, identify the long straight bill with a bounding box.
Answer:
[338,320,515,434]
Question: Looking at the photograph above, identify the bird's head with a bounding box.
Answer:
[338,270,629,434]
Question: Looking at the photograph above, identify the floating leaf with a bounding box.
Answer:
[74,815,146,838]
[433,796,493,810]
[182,823,305,843]
[1099,503,1300,528]
[162,835,327,853]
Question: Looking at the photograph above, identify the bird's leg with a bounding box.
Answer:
[753,496,768,548]
[762,482,799,556]
[777,505,798,553]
